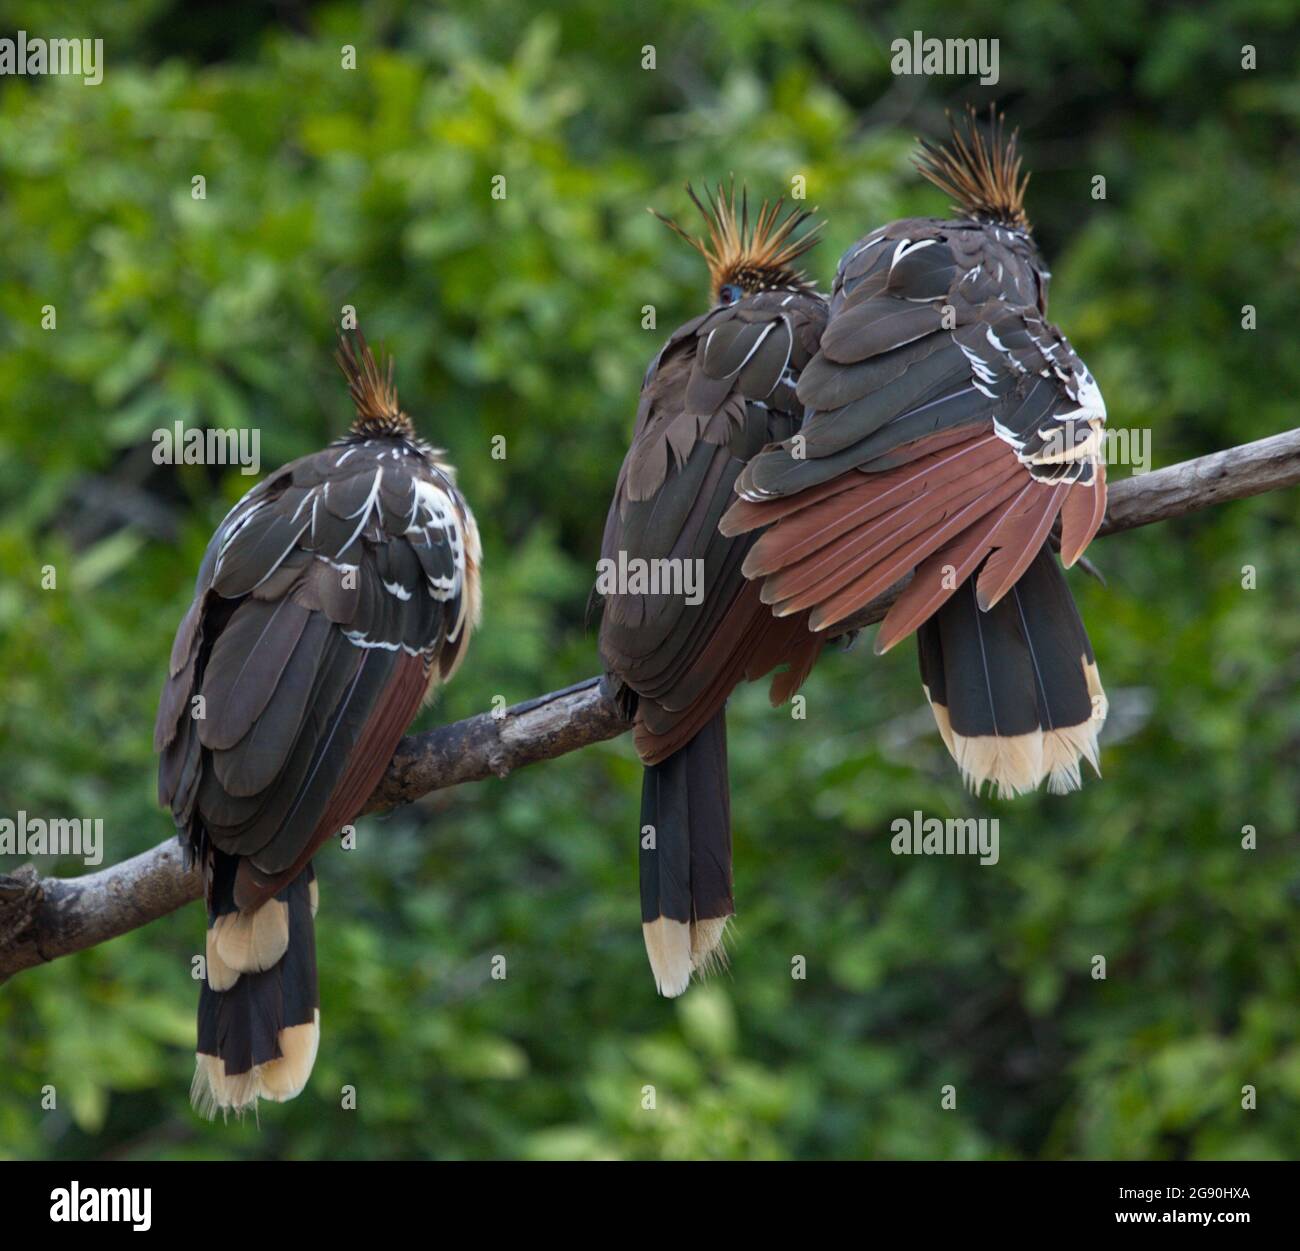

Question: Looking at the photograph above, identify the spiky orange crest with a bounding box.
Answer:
[915,105,1030,231]
[651,180,823,303]
[336,331,414,438]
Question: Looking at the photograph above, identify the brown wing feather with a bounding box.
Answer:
[599,292,827,759]
[873,480,1039,652]
[973,480,1070,610]
[233,649,430,910]
[1058,461,1107,567]
[807,471,1028,631]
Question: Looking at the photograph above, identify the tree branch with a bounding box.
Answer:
[3,427,1298,984]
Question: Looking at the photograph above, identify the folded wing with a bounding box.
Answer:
[722,219,1106,649]
[155,440,482,910]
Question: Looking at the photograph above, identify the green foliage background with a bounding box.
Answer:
[1,0,1298,1160]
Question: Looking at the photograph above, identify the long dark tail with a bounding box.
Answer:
[917,547,1107,798]
[193,854,320,1118]
[638,711,733,997]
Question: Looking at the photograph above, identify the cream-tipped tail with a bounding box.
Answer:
[643,916,731,998]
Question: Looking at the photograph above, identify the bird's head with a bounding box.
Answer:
[915,105,1031,234]
[651,180,823,308]
[335,330,416,440]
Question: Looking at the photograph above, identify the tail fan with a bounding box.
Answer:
[638,711,732,997]
[917,547,1106,798]
[193,855,320,1118]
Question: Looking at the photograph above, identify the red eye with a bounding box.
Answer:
[720,283,743,305]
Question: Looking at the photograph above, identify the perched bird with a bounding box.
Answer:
[596,184,828,996]
[154,333,482,1116]
[723,109,1108,797]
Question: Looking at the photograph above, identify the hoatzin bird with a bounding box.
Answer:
[722,109,1108,798]
[596,185,828,996]
[155,333,482,1116]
